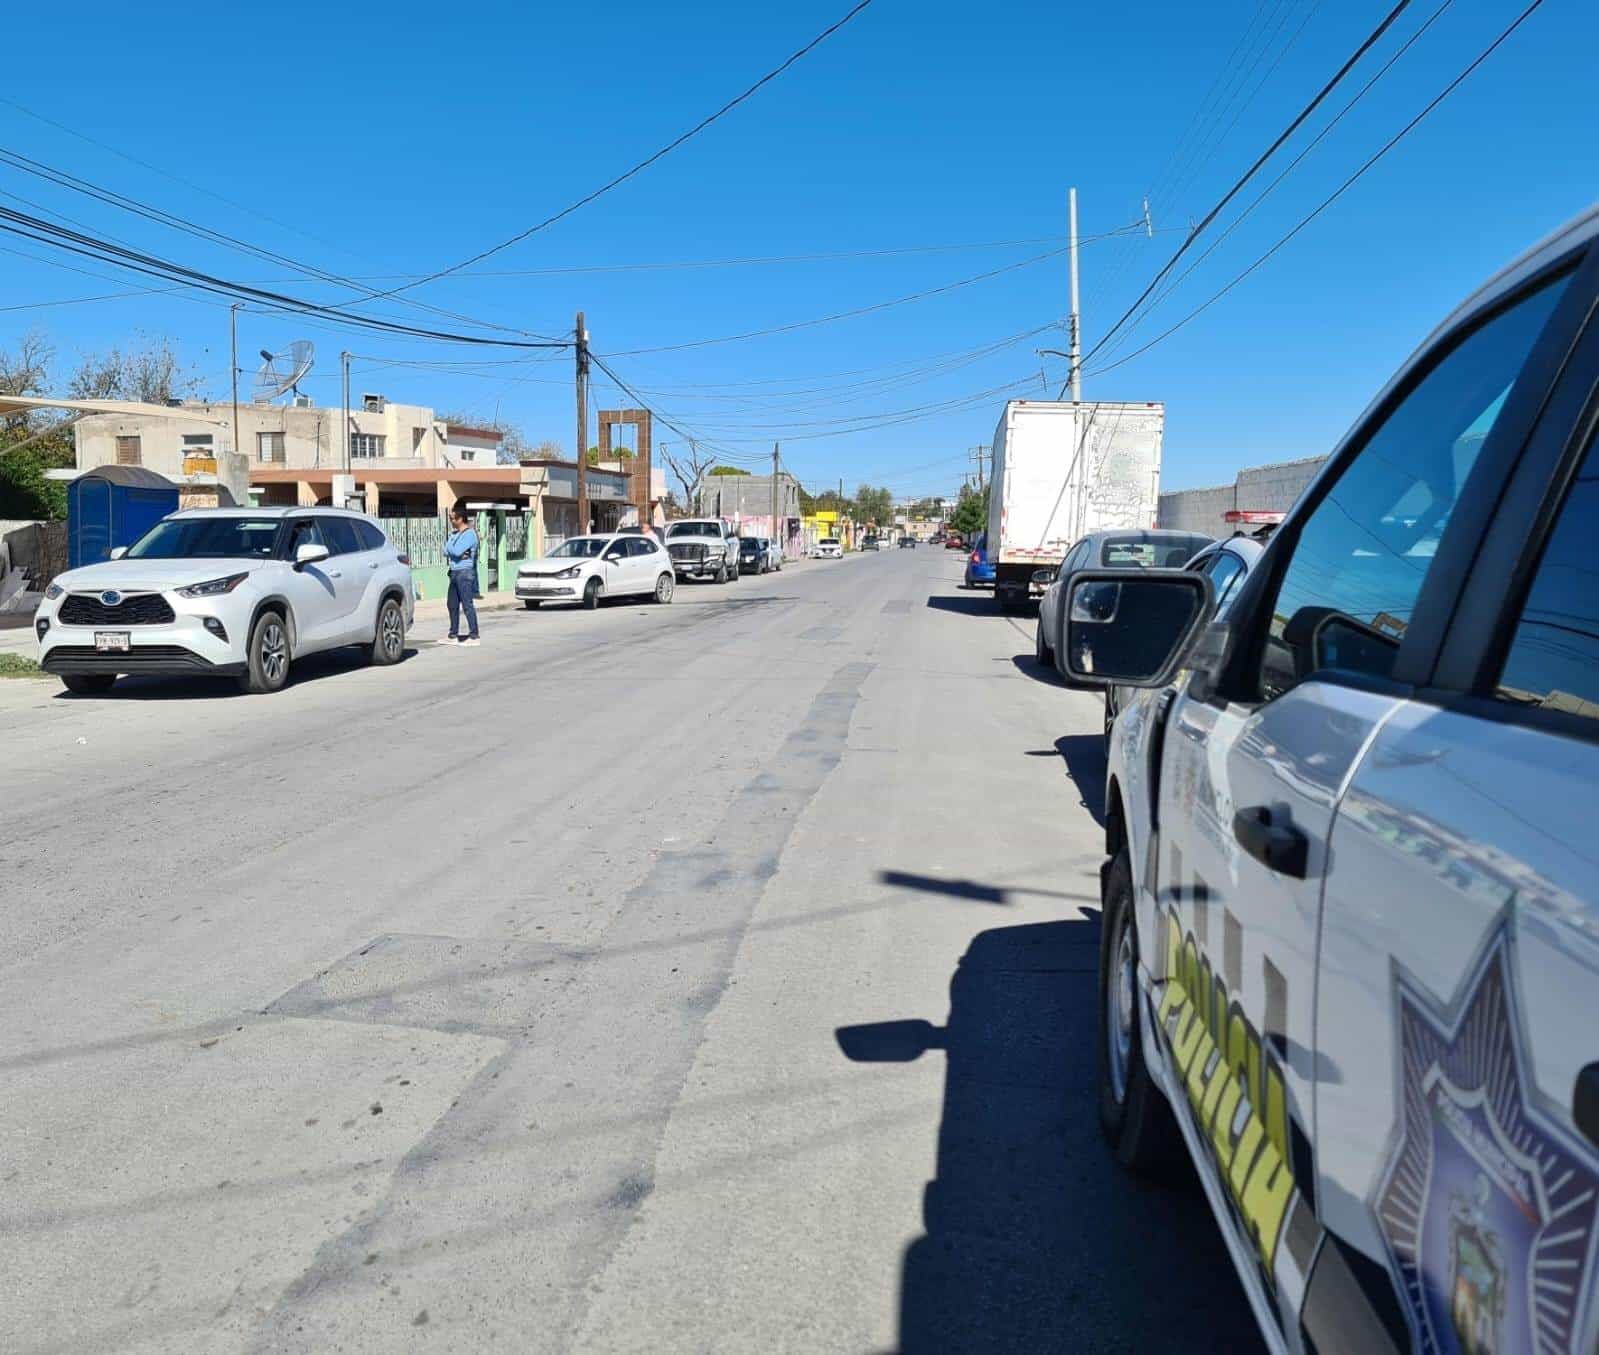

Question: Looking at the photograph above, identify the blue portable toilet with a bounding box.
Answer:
[67,466,179,568]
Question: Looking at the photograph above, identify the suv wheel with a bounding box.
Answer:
[61,674,116,695]
[1035,618,1054,668]
[367,596,405,666]
[715,560,729,584]
[1098,845,1182,1175]
[239,609,291,694]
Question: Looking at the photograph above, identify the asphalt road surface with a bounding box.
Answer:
[0,548,1260,1354]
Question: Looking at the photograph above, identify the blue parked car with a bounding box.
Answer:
[963,534,996,588]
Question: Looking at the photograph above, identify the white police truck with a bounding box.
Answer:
[1067,207,1599,1353]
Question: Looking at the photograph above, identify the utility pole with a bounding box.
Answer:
[574,311,589,534]
[970,445,988,493]
[771,443,780,553]
[229,304,240,461]
[341,350,351,471]
[1068,186,1083,404]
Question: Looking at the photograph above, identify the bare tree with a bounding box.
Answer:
[660,441,716,514]
[68,333,196,405]
[0,331,55,434]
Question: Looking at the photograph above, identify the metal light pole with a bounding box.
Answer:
[574,311,589,534]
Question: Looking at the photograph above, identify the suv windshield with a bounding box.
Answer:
[547,537,608,559]
[126,517,281,560]
[667,522,719,538]
[1100,534,1210,568]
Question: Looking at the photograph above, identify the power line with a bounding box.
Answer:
[360,0,879,304]
[1093,0,1454,368]
[0,201,572,349]
[0,144,558,341]
[600,247,1081,357]
[1082,0,1547,381]
[1083,0,1415,371]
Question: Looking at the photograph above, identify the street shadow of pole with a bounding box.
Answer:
[838,918,1261,1355]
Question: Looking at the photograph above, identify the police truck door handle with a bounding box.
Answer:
[1574,1064,1599,1149]
[1233,805,1309,879]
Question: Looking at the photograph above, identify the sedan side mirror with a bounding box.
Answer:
[1062,569,1213,688]
[109,545,128,560]
[295,542,330,568]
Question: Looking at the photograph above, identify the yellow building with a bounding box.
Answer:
[802,510,855,553]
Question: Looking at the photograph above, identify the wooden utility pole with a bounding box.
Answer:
[574,311,589,534]
[771,443,780,556]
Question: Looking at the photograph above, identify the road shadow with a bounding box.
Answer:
[926,595,1000,617]
[878,869,1081,906]
[1054,733,1108,828]
[838,918,1261,1354]
[56,646,420,701]
[1010,652,1063,686]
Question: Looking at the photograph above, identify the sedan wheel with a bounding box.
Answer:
[583,577,602,610]
[1035,619,1054,668]
[654,572,674,604]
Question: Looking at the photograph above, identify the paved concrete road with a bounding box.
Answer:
[0,550,1261,1354]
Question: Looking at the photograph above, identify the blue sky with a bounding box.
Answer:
[2,0,1595,497]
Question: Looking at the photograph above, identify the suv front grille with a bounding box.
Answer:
[668,543,708,562]
[60,593,176,626]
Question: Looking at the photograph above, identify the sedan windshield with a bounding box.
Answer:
[547,537,609,559]
[126,517,281,559]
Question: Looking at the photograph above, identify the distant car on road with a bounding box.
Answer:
[898,536,917,548]
[738,536,777,575]
[1035,529,1212,671]
[763,538,784,571]
[815,537,843,559]
[35,507,413,696]
[516,533,675,610]
[861,534,879,551]
[963,535,996,588]
[944,534,965,551]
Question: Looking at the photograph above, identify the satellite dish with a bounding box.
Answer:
[254,340,315,402]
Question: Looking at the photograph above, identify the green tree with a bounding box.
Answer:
[708,465,750,476]
[949,484,988,539]
[852,484,893,526]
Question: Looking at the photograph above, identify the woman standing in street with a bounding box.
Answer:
[443,506,481,646]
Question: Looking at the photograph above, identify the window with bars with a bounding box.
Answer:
[257,431,286,463]
[115,435,141,466]
[350,434,386,458]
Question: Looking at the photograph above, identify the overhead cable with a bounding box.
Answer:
[1082,0,1548,381]
[359,0,880,303]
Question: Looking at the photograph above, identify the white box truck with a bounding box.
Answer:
[984,399,1164,610]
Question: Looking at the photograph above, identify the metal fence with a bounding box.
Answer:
[504,513,529,559]
[388,515,448,568]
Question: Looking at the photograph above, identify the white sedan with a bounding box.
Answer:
[515,533,675,610]
[815,538,843,559]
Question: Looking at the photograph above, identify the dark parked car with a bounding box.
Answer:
[738,536,767,575]
[1034,528,1213,673]
[898,536,916,548]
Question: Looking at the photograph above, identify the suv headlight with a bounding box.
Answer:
[44,581,64,600]
[177,572,249,598]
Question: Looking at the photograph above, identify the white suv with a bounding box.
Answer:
[35,507,414,695]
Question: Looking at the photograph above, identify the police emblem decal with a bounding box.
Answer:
[1373,924,1599,1354]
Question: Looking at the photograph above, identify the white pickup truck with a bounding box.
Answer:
[664,518,740,584]
[1063,206,1599,1353]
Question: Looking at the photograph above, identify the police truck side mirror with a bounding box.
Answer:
[1062,570,1213,688]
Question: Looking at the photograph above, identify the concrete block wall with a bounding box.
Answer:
[1157,455,1327,539]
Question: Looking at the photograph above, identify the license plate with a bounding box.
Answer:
[94,631,131,653]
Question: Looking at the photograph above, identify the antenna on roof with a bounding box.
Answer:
[254,340,315,403]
